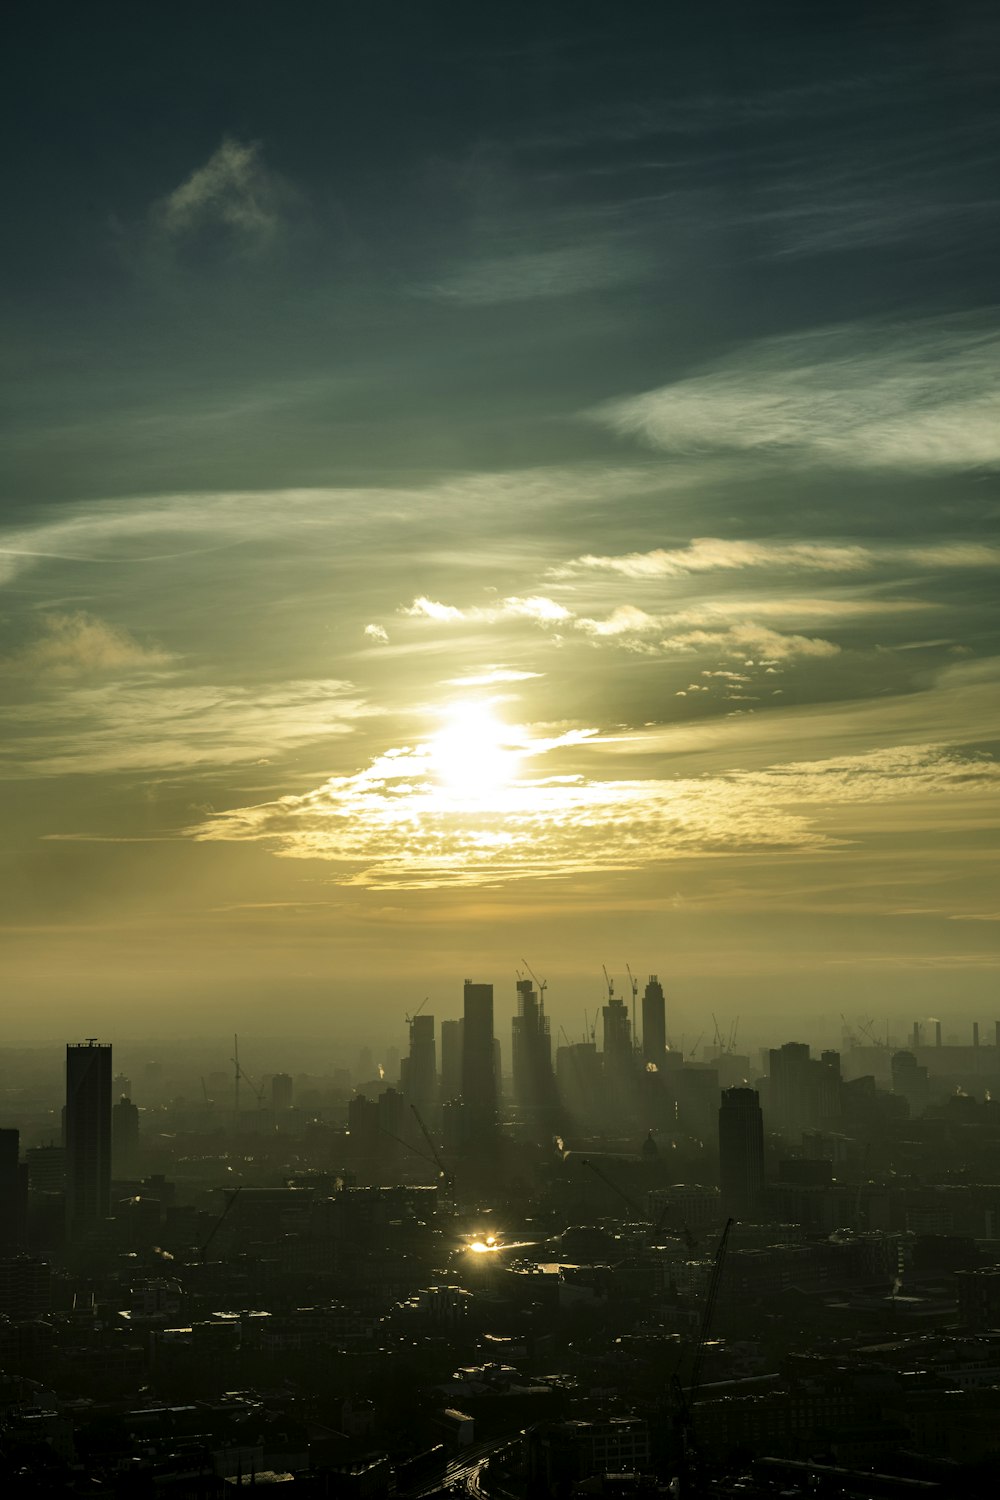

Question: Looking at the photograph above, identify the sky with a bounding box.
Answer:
[1,1,998,1044]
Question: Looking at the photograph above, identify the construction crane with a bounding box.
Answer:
[858,1016,889,1049]
[671,1217,734,1467]
[410,1105,455,1198]
[231,1036,265,1117]
[688,1217,733,1403]
[580,1158,647,1221]
[199,1186,243,1264]
[580,1159,698,1252]
[405,996,429,1025]
[602,965,615,1002]
[521,958,547,1003]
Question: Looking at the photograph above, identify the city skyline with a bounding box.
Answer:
[2,3,998,1036]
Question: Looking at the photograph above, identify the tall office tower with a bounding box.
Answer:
[271,1072,294,1113]
[462,981,497,1143]
[0,1130,26,1253]
[891,1050,929,1116]
[512,979,556,1119]
[406,1014,437,1112]
[113,1072,132,1100]
[602,996,634,1120]
[440,1019,463,1102]
[65,1040,112,1236]
[641,976,667,1070]
[768,1041,842,1137]
[111,1096,140,1176]
[719,1086,765,1221]
[556,1042,602,1132]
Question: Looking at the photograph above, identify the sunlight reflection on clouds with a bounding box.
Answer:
[191,739,999,890]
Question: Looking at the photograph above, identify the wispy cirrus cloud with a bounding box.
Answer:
[190,740,1000,889]
[403,595,572,624]
[420,236,650,305]
[560,537,1000,579]
[447,666,543,686]
[149,136,291,254]
[0,679,375,778]
[0,612,171,679]
[591,314,1000,472]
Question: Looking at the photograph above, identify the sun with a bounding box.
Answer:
[429,703,520,798]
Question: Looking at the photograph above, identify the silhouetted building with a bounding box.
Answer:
[271,1072,294,1113]
[891,1049,929,1115]
[111,1096,139,1176]
[462,982,496,1144]
[440,1019,462,1102]
[719,1086,765,1221]
[0,1130,26,1253]
[556,1042,602,1130]
[641,975,667,1070]
[25,1144,65,1194]
[402,1014,437,1113]
[65,1040,112,1236]
[602,995,633,1121]
[512,978,556,1121]
[768,1041,842,1136]
[348,1093,379,1151]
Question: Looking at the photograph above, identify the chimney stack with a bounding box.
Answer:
[936,1021,942,1048]
[973,1021,980,1049]
[912,1021,921,1050]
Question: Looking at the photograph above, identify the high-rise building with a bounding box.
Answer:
[65,1041,112,1236]
[271,1073,294,1113]
[512,979,556,1120]
[556,1042,602,1131]
[719,1086,765,1221]
[767,1042,842,1137]
[440,1020,463,1102]
[405,1014,437,1112]
[891,1050,929,1116]
[641,976,666,1070]
[602,996,633,1120]
[462,981,496,1143]
[111,1096,140,1176]
[0,1131,26,1253]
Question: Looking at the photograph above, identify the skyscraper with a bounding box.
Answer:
[512,978,556,1120]
[719,1086,765,1221]
[0,1130,26,1254]
[462,981,496,1144]
[602,996,633,1121]
[404,1014,437,1113]
[111,1096,140,1176]
[440,1019,462,1102]
[65,1040,112,1236]
[641,976,666,1070]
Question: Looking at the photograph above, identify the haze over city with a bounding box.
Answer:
[2,2,998,1042]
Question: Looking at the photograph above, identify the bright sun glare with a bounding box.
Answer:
[429,703,520,798]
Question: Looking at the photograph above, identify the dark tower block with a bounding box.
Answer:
[512,978,557,1128]
[462,981,497,1146]
[641,976,667,1070]
[719,1086,765,1222]
[65,1041,112,1238]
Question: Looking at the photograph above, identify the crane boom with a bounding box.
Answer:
[688,1217,733,1405]
[410,1105,455,1196]
[200,1186,243,1263]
